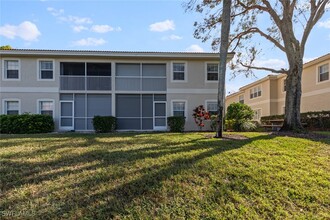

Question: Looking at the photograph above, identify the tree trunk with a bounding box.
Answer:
[216,0,232,138]
[280,56,304,132]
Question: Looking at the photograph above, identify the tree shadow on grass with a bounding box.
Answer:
[0,133,279,219]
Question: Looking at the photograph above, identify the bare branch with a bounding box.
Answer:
[240,62,288,74]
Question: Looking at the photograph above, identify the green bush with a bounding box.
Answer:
[0,113,54,134]
[92,116,116,133]
[226,103,254,132]
[224,119,235,131]
[167,116,186,132]
[210,115,218,131]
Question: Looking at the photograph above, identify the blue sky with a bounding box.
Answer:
[0,0,329,93]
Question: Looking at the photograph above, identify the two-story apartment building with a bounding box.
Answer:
[0,49,234,131]
[226,53,330,121]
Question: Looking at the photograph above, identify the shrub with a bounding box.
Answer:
[225,119,235,131]
[239,121,257,132]
[0,113,54,134]
[92,116,116,133]
[210,115,218,131]
[226,103,254,132]
[167,116,185,132]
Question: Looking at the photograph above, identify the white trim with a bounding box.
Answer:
[249,85,262,99]
[153,101,167,130]
[2,59,21,81]
[0,87,59,93]
[167,88,217,94]
[37,59,55,81]
[171,99,187,119]
[37,99,55,118]
[316,62,329,85]
[170,61,187,83]
[205,62,219,83]
[2,98,21,115]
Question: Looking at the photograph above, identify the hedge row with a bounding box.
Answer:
[261,111,330,129]
[0,114,54,134]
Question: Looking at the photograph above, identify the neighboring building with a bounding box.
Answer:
[226,53,330,121]
[0,49,234,131]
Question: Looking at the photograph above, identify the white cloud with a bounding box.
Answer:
[161,34,183,40]
[47,7,64,16]
[59,15,92,24]
[91,25,114,33]
[72,37,107,46]
[149,19,175,32]
[253,59,287,70]
[0,21,41,41]
[72,25,88,33]
[185,44,204,52]
[319,18,330,28]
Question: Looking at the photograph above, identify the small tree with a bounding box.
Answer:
[226,102,254,131]
[192,105,210,130]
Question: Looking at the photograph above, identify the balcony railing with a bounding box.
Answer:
[60,76,111,91]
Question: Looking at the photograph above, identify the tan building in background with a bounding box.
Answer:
[226,53,330,121]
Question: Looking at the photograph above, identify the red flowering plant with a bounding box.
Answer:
[192,105,210,130]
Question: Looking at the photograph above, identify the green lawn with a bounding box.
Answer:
[0,132,329,219]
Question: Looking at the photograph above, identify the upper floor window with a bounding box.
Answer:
[39,100,54,117]
[318,64,329,82]
[239,95,244,104]
[3,60,20,80]
[172,101,186,117]
[4,100,20,115]
[206,63,218,81]
[39,60,54,80]
[206,101,217,115]
[250,86,261,99]
[172,63,186,81]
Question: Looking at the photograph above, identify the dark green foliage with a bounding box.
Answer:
[0,113,54,134]
[167,116,186,132]
[92,116,116,133]
[261,111,330,130]
[226,103,254,131]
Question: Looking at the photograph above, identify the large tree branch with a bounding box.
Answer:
[301,0,327,52]
[240,62,288,74]
[230,27,286,52]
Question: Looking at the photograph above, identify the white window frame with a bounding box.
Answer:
[171,61,187,82]
[316,63,329,84]
[253,108,262,121]
[171,100,187,119]
[37,99,55,118]
[205,62,219,83]
[2,59,21,81]
[250,85,262,99]
[238,95,244,104]
[37,59,55,81]
[205,100,217,115]
[2,99,21,115]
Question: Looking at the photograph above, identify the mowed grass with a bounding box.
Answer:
[0,132,329,219]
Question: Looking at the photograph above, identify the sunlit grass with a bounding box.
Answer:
[0,132,329,219]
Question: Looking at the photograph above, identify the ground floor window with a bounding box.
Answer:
[172,101,186,117]
[39,100,54,117]
[4,100,20,115]
[206,101,217,115]
[253,109,261,120]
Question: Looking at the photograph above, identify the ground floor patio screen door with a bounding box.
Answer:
[154,102,166,130]
[60,101,74,130]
